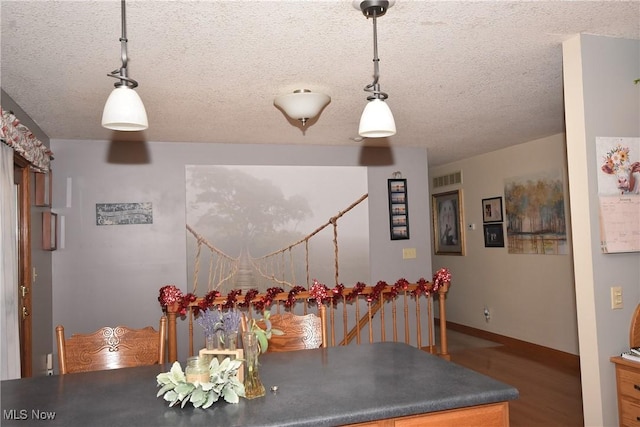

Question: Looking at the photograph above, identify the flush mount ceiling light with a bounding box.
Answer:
[101,0,148,131]
[354,0,396,138]
[274,89,331,127]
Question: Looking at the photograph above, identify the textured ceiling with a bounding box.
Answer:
[1,1,639,166]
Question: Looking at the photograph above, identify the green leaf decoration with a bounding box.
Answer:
[156,357,245,408]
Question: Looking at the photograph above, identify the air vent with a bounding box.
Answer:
[432,171,462,189]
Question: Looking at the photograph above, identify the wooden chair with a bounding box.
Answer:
[263,307,327,352]
[56,316,167,374]
[630,303,640,348]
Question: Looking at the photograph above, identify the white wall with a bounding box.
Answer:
[563,34,640,427]
[49,140,432,362]
[429,134,579,354]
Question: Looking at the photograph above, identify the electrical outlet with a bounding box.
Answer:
[483,307,491,322]
[611,286,623,309]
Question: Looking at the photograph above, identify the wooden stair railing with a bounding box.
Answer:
[164,281,450,363]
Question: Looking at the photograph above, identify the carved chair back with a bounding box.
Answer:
[56,316,167,374]
[261,308,327,352]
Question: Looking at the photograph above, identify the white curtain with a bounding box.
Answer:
[0,142,21,379]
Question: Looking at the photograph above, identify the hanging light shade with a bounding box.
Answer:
[274,89,330,127]
[358,98,396,137]
[101,0,148,131]
[355,0,396,138]
[102,87,148,131]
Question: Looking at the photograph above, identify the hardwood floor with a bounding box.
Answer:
[446,333,584,427]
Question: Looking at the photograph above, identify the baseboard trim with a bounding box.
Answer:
[443,320,581,372]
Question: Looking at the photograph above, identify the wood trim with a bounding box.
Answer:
[443,320,580,372]
[14,153,32,377]
[343,402,510,427]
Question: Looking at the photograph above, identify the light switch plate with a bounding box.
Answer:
[611,286,623,310]
[402,248,416,259]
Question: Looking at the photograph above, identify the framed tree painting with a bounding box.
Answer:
[432,190,465,255]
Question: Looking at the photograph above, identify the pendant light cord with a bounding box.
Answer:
[107,0,138,89]
[364,11,388,101]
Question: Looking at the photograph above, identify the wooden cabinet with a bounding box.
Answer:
[343,402,509,427]
[611,356,640,427]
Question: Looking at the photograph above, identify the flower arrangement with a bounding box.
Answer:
[222,310,242,335]
[195,308,223,338]
[601,144,631,175]
[156,357,244,408]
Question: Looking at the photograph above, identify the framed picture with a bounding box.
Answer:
[482,196,503,223]
[388,179,410,240]
[42,211,57,251]
[483,223,505,248]
[432,190,465,255]
[35,170,52,207]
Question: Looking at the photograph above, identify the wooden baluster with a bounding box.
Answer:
[167,306,178,363]
[427,295,434,354]
[188,307,194,357]
[438,282,450,360]
[380,293,386,342]
[319,304,328,348]
[342,296,348,346]
[392,297,398,342]
[368,299,373,343]
[355,297,361,344]
[415,293,422,349]
[404,291,410,344]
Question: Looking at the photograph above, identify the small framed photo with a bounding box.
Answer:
[42,211,57,251]
[482,196,503,223]
[483,223,505,248]
[35,170,52,207]
[388,179,410,240]
[432,190,465,255]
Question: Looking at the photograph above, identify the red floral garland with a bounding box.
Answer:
[159,269,452,314]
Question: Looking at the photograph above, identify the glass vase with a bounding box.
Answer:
[205,330,225,350]
[241,331,265,399]
[224,331,238,350]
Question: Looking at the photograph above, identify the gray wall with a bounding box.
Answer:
[49,140,432,362]
[563,34,640,426]
[1,89,53,376]
[429,133,579,355]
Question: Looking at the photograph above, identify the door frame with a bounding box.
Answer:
[14,153,32,377]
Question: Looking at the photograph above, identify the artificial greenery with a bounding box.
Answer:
[156,357,244,408]
[250,310,283,353]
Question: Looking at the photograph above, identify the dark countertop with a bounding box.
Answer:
[1,342,518,427]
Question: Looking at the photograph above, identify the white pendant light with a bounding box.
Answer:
[355,0,396,138]
[101,0,148,131]
[274,89,330,127]
[358,98,396,137]
[102,87,148,131]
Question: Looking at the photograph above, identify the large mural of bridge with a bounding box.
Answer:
[185,165,370,295]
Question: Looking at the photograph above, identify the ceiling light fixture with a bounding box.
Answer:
[355,0,396,138]
[274,89,330,127]
[101,0,148,131]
